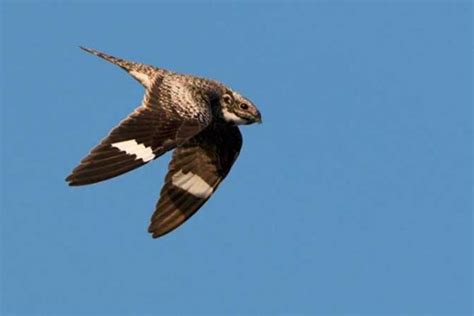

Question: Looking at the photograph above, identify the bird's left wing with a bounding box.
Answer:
[148,123,243,238]
[66,75,213,186]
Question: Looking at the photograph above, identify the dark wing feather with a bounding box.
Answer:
[148,123,243,238]
[66,76,211,186]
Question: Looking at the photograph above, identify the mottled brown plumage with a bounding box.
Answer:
[66,47,262,238]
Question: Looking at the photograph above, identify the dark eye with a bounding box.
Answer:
[223,94,233,104]
[240,103,249,110]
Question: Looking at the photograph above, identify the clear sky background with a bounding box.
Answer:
[1,1,472,315]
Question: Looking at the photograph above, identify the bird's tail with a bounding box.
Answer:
[79,46,167,88]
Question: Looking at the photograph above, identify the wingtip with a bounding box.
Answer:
[64,174,86,186]
[148,225,172,239]
[148,226,161,239]
[65,175,76,186]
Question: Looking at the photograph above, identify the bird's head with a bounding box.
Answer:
[219,90,262,125]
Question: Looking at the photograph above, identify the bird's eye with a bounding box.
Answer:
[240,103,249,110]
[223,94,233,105]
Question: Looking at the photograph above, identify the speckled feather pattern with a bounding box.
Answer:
[67,47,260,238]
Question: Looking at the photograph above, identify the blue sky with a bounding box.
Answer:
[1,1,472,315]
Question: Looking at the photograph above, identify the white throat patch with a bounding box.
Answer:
[111,139,155,162]
[221,107,247,125]
[171,170,213,198]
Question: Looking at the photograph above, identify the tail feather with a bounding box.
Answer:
[80,46,136,72]
[79,46,167,88]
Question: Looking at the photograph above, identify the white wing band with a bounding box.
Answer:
[171,170,213,198]
[111,139,155,162]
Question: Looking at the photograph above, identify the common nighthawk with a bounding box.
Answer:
[66,47,262,238]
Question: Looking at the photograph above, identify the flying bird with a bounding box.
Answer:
[66,47,262,238]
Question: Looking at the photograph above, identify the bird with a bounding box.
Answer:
[66,47,262,238]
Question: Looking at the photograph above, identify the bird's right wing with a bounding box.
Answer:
[66,69,212,186]
[148,123,243,238]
